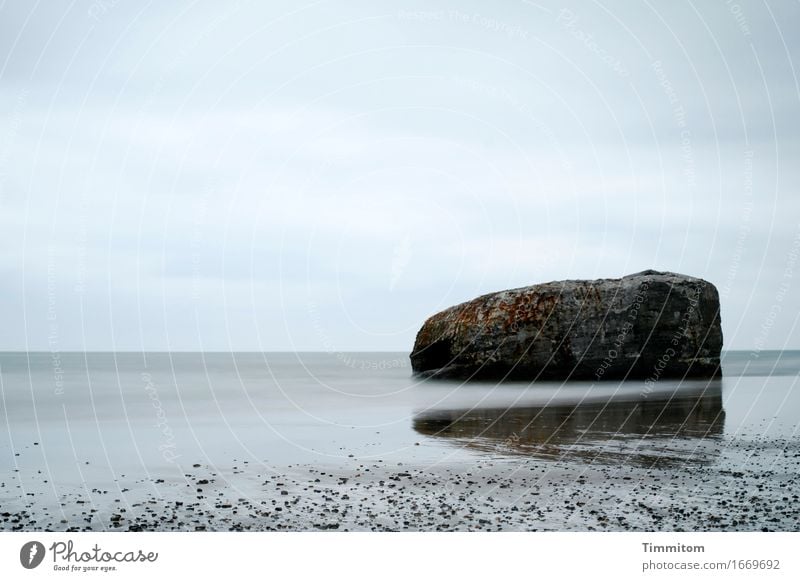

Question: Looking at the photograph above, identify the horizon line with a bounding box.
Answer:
[0,349,793,354]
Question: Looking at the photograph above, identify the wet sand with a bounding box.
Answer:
[1,352,799,531]
[4,442,800,532]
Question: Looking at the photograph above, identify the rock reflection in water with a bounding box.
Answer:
[413,383,725,467]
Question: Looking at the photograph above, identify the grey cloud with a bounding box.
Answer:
[1,0,798,351]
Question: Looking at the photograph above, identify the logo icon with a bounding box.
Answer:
[20,541,46,569]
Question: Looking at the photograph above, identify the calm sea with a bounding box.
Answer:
[1,350,798,485]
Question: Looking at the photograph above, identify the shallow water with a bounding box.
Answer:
[0,351,797,484]
[1,350,799,531]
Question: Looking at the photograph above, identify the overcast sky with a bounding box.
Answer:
[1,0,798,351]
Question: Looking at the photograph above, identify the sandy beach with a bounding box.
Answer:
[2,352,799,532]
[4,445,800,532]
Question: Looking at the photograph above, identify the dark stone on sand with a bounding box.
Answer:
[410,270,722,381]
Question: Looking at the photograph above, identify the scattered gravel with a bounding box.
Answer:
[3,436,800,531]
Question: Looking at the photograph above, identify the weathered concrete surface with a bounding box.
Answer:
[410,271,722,380]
